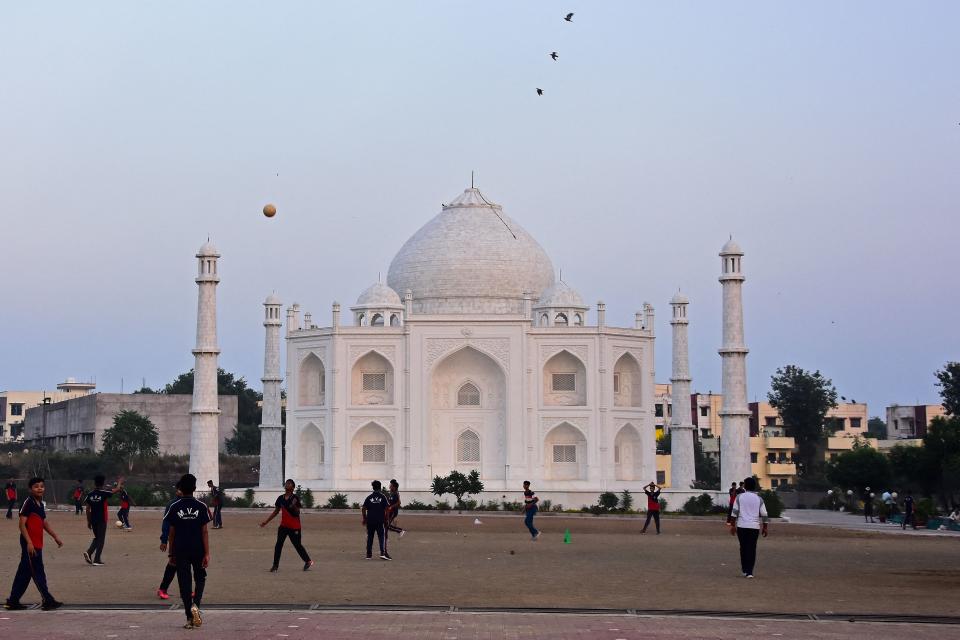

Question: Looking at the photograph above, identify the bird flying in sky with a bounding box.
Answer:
[536,88,544,96]
[550,52,558,60]
[565,12,574,22]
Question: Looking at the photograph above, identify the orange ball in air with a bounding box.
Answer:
[263,203,277,218]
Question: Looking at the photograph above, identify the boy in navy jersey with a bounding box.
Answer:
[522,481,540,540]
[117,488,133,530]
[385,479,406,539]
[83,475,123,566]
[164,474,210,629]
[4,477,63,611]
[260,479,314,572]
[361,480,391,560]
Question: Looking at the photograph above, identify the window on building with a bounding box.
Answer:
[457,383,481,407]
[750,452,758,463]
[850,418,862,429]
[655,404,664,417]
[573,313,583,326]
[656,471,666,485]
[555,313,568,326]
[700,406,709,417]
[770,478,779,488]
[613,373,621,394]
[456,431,480,463]
[701,428,711,438]
[10,404,23,417]
[552,444,577,463]
[667,404,672,417]
[540,313,549,327]
[764,416,777,428]
[362,443,386,463]
[552,373,576,392]
[362,372,386,391]
[357,313,366,326]
[371,314,384,327]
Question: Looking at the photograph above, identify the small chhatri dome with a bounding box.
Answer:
[535,281,587,309]
[265,293,282,305]
[355,282,403,308]
[720,237,743,256]
[197,240,219,257]
[388,186,555,315]
[670,291,689,305]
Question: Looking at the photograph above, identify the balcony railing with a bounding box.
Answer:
[767,462,797,475]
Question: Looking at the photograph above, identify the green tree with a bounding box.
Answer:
[935,362,960,416]
[826,439,891,491]
[225,423,261,455]
[101,410,160,472]
[692,435,719,490]
[867,416,887,440]
[922,415,960,507]
[133,387,157,394]
[888,443,936,496]
[164,368,263,426]
[768,365,838,478]
[430,470,484,508]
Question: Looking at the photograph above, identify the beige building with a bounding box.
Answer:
[886,404,946,439]
[24,393,238,455]
[0,379,96,442]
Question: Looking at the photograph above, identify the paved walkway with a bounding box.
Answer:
[782,510,959,536]
[2,609,959,640]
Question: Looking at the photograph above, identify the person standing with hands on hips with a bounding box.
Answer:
[730,476,768,579]
[522,481,540,541]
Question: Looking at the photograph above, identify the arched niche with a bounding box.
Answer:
[543,422,587,481]
[614,423,643,481]
[613,352,642,408]
[298,353,325,407]
[351,422,393,479]
[543,350,587,406]
[351,351,394,405]
[298,423,325,480]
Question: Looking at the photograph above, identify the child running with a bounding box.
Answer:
[164,474,210,629]
[156,488,183,600]
[82,475,123,566]
[385,479,406,539]
[522,481,541,541]
[117,488,133,530]
[4,477,63,611]
[260,479,314,572]
[361,480,391,560]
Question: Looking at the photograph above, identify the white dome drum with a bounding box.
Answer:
[387,188,555,315]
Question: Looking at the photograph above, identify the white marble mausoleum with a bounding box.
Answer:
[279,186,660,496]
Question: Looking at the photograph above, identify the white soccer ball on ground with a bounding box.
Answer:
[115,520,124,528]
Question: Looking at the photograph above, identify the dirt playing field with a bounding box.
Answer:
[2,509,958,616]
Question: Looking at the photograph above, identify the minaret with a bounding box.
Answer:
[669,292,696,490]
[258,293,284,489]
[719,237,751,489]
[190,241,221,486]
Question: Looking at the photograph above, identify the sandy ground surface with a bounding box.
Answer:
[3,610,960,640]
[2,509,958,616]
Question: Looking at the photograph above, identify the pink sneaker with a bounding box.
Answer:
[157,589,169,600]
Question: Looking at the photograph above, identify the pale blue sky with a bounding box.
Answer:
[2,2,958,416]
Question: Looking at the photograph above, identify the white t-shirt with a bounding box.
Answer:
[731,491,768,530]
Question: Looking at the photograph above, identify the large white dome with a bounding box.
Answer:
[387,187,555,315]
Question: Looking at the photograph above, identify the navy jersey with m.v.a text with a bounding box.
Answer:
[363,492,389,524]
[162,496,210,554]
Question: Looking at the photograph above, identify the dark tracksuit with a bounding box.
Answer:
[117,491,132,528]
[163,497,210,620]
[159,499,178,592]
[386,491,404,535]
[642,489,661,533]
[209,486,223,528]
[84,489,114,563]
[7,497,56,606]
[363,491,389,556]
[523,489,539,538]
[272,494,311,567]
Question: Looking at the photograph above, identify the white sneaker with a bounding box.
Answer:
[399,530,406,538]
[745,574,754,579]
